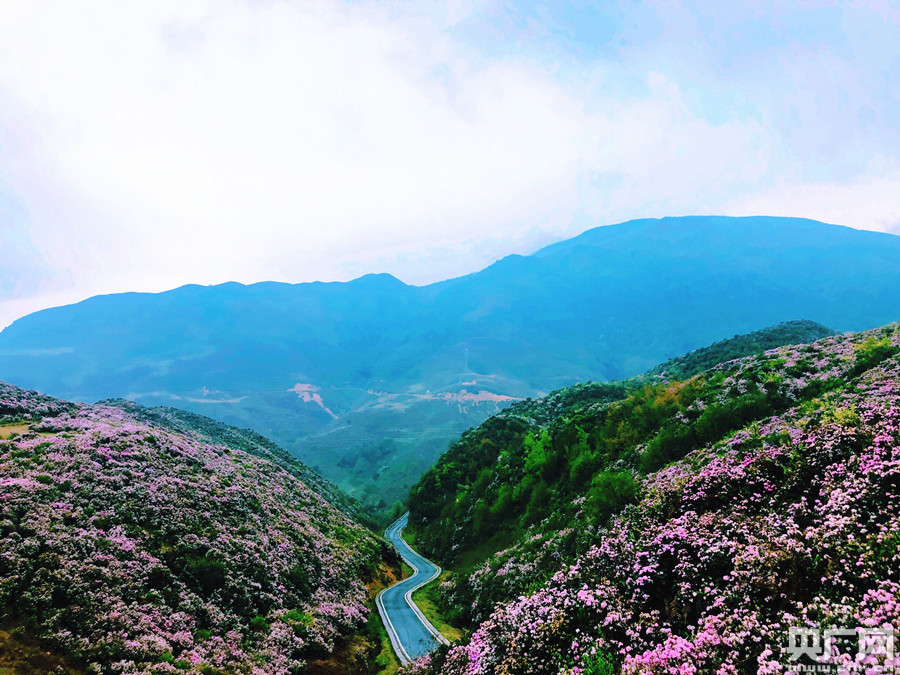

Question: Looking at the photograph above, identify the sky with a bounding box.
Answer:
[1,1,899,329]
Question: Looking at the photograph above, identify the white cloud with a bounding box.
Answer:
[0,3,595,293]
[725,168,900,235]
[0,1,897,328]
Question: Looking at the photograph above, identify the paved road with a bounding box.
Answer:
[376,513,449,665]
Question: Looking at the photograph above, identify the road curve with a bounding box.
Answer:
[376,512,450,665]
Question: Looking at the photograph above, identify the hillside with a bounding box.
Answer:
[402,324,900,674]
[2,216,900,516]
[645,319,836,380]
[408,318,837,564]
[0,382,396,674]
[99,398,374,528]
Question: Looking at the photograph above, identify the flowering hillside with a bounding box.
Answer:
[644,319,835,381]
[100,399,374,527]
[0,382,393,674]
[404,324,900,674]
[408,321,851,566]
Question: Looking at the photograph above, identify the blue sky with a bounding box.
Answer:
[1,0,899,328]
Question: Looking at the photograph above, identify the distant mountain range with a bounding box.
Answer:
[2,215,899,515]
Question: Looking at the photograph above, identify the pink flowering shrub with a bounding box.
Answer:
[410,326,900,569]
[405,325,900,674]
[0,381,75,423]
[0,383,389,674]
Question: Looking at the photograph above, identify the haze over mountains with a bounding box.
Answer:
[2,215,900,514]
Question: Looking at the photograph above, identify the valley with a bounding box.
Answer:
[2,216,900,518]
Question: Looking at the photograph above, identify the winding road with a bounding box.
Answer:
[376,513,450,665]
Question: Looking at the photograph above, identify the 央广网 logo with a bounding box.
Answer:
[787,626,896,673]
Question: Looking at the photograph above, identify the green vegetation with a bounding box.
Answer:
[646,319,835,380]
[410,572,466,643]
[248,616,269,635]
[850,334,900,376]
[364,599,401,674]
[568,647,616,675]
[403,323,900,675]
[372,633,401,675]
[410,374,776,564]
[409,323,875,568]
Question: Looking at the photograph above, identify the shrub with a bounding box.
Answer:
[249,616,269,634]
[579,648,616,675]
[851,335,898,375]
[180,553,227,596]
[585,471,638,523]
[285,563,312,599]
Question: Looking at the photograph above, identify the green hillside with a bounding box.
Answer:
[407,319,841,565]
[645,319,836,380]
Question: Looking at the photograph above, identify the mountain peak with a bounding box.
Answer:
[350,272,408,288]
